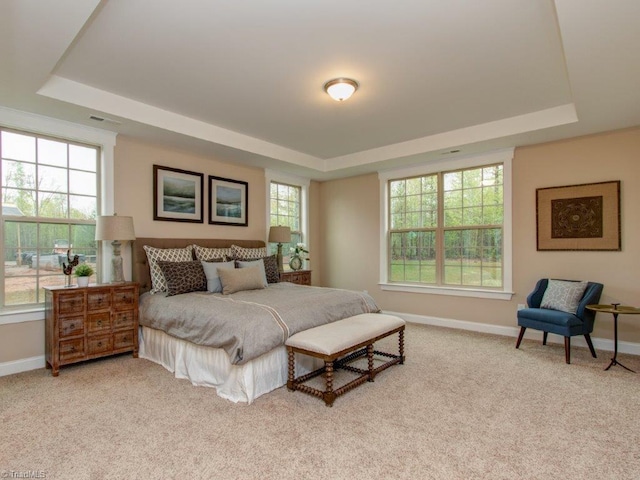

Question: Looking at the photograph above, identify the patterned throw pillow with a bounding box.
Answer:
[540,279,588,314]
[157,261,207,297]
[143,245,193,294]
[230,244,267,260]
[192,244,231,262]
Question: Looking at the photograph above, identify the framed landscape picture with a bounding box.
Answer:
[536,180,620,251]
[208,175,248,226]
[153,165,204,223]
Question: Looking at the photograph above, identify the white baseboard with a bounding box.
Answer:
[0,355,45,377]
[384,311,640,356]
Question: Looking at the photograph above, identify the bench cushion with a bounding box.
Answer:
[285,313,405,356]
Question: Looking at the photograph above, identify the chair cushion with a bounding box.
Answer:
[518,307,583,328]
[540,279,588,314]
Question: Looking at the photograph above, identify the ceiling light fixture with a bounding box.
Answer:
[324,78,358,102]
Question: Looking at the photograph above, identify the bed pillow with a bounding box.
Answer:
[201,260,235,293]
[236,259,268,287]
[218,265,266,295]
[238,255,280,284]
[540,279,588,314]
[230,244,267,260]
[193,244,231,262]
[143,245,194,294]
[158,261,207,297]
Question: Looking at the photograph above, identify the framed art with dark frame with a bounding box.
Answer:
[153,165,204,223]
[208,175,248,226]
[536,180,620,251]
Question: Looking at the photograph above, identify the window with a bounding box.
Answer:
[269,181,302,263]
[1,128,100,309]
[380,150,513,300]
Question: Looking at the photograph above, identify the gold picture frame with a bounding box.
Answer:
[536,180,620,251]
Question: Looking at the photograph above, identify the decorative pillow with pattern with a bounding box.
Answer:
[236,259,268,287]
[540,279,588,314]
[217,265,266,295]
[143,245,193,294]
[193,244,231,262]
[157,261,207,297]
[201,260,235,293]
[230,244,267,260]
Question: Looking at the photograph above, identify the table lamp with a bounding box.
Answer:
[268,226,291,273]
[95,214,136,283]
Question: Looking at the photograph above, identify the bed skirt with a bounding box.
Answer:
[138,326,320,404]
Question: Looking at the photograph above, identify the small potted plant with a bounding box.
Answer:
[74,263,94,287]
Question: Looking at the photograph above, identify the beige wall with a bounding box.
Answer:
[318,127,640,343]
[2,127,639,367]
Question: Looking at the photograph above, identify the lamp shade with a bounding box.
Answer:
[95,215,136,241]
[268,226,291,244]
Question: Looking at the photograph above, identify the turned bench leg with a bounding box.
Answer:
[287,347,295,391]
[323,361,336,407]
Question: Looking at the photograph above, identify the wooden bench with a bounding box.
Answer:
[285,313,406,406]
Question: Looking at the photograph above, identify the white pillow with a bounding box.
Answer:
[540,279,588,314]
[237,259,268,287]
[201,260,235,293]
[143,245,193,294]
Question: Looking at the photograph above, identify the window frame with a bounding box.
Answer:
[378,149,514,300]
[265,170,309,268]
[0,107,116,323]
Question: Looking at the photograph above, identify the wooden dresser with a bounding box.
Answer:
[280,270,311,286]
[44,282,139,376]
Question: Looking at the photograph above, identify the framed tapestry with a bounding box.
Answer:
[153,165,204,223]
[208,175,248,226]
[536,180,620,251]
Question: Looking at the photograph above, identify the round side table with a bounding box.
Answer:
[586,304,640,372]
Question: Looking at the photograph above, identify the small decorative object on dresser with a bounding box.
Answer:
[280,270,311,286]
[74,263,94,287]
[289,243,309,271]
[45,282,139,376]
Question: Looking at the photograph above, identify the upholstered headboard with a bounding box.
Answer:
[133,238,266,294]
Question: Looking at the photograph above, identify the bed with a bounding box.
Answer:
[133,237,380,404]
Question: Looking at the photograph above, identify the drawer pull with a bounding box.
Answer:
[97,320,102,326]
[97,342,102,347]
[69,323,75,330]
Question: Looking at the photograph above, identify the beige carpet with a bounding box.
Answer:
[1,323,639,480]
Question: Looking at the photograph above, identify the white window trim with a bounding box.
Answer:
[265,169,310,246]
[378,148,514,300]
[0,106,116,323]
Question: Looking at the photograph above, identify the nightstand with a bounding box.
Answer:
[280,270,311,286]
[44,282,139,376]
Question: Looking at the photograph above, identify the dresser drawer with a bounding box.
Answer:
[113,287,137,310]
[58,292,85,315]
[88,334,113,355]
[113,310,135,330]
[88,290,111,311]
[59,316,85,338]
[87,312,111,333]
[59,338,85,361]
[114,330,135,349]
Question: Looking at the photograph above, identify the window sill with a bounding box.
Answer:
[0,307,45,326]
[379,282,514,300]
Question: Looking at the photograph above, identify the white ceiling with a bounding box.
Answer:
[1,0,639,180]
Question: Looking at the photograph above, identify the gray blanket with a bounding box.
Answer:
[139,282,380,364]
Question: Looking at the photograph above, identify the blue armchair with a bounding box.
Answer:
[515,279,604,364]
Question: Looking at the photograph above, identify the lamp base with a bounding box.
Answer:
[276,243,284,273]
[110,240,125,283]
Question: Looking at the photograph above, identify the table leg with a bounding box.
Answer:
[605,313,635,373]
